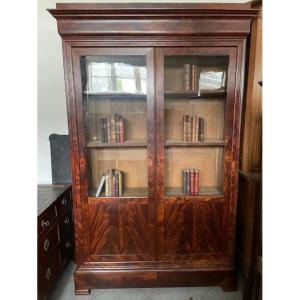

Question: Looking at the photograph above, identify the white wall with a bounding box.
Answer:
[37,0,248,184]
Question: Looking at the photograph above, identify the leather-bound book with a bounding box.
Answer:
[119,171,123,196]
[183,115,187,142]
[194,169,199,196]
[183,169,187,194]
[104,119,108,143]
[106,117,111,143]
[187,115,192,142]
[191,65,197,91]
[186,169,190,195]
[115,114,120,143]
[119,117,125,143]
[183,64,191,91]
[190,169,194,195]
[194,116,199,142]
[199,117,204,142]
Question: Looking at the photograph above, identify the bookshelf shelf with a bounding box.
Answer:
[164,89,226,99]
[165,139,225,148]
[165,186,223,196]
[83,91,147,100]
[89,187,149,198]
[87,139,147,148]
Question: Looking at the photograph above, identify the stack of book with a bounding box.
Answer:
[183,169,200,196]
[95,169,123,197]
[100,114,125,144]
[183,115,204,142]
[183,64,198,91]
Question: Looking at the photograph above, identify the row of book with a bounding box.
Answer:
[183,168,200,196]
[95,169,123,197]
[183,64,226,91]
[183,115,204,142]
[100,114,125,144]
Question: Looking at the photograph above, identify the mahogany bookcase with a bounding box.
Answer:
[49,3,257,295]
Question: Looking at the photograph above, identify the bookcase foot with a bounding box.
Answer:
[220,274,238,292]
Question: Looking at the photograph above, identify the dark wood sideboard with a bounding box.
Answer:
[38,184,74,300]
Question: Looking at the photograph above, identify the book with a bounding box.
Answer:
[194,116,199,143]
[183,169,187,194]
[183,64,191,91]
[190,169,194,195]
[191,65,197,91]
[194,169,199,196]
[95,175,106,197]
[106,117,111,143]
[105,174,109,197]
[199,117,204,142]
[119,116,125,143]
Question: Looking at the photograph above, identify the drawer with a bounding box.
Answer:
[38,204,57,236]
[38,225,59,266]
[56,189,72,216]
[38,245,61,300]
[60,226,74,268]
[59,208,73,238]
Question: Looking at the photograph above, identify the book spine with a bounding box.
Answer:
[191,65,197,91]
[116,114,120,143]
[186,169,190,195]
[194,169,199,196]
[195,116,199,142]
[192,116,197,142]
[190,169,194,195]
[104,119,108,143]
[183,169,187,194]
[100,119,104,143]
[110,115,114,143]
[113,171,117,197]
[182,169,185,194]
[105,174,109,197]
[103,118,110,143]
[183,64,191,91]
[183,115,187,142]
[199,117,204,142]
[115,170,119,196]
[119,171,122,196]
[188,115,193,142]
[119,117,125,143]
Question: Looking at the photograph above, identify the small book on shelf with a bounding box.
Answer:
[182,115,204,142]
[183,168,200,196]
[100,114,125,144]
[96,169,123,197]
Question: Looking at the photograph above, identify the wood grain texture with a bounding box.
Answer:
[48,2,256,293]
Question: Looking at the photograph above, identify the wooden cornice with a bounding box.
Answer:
[48,3,258,39]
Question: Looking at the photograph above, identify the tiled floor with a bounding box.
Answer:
[48,262,243,300]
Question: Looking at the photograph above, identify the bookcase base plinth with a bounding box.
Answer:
[74,265,237,292]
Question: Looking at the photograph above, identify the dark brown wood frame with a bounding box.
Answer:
[49,3,257,295]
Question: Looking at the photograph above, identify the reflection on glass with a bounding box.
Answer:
[87,61,146,94]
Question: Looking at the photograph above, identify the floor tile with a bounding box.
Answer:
[202,286,242,300]
[92,288,148,300]
[144,286,212,300]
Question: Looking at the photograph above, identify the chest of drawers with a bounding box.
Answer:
[38,185,74,300]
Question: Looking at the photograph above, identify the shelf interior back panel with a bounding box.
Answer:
[164,147,224,191]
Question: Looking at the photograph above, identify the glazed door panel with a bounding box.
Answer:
[71,48,156,262]
[155,47,238,262]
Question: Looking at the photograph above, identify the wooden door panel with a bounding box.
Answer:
[88,200,153,260]
[161,201,224,260]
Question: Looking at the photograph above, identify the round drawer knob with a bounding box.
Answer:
[41,220,50,228]
[65,240,71,248]
[45,268,51,281]
[43,239,50,252]
[64,216,70,225]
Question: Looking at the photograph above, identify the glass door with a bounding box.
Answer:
[73,49,155,199]
[155,47,237,260]
[71,48,155,261]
